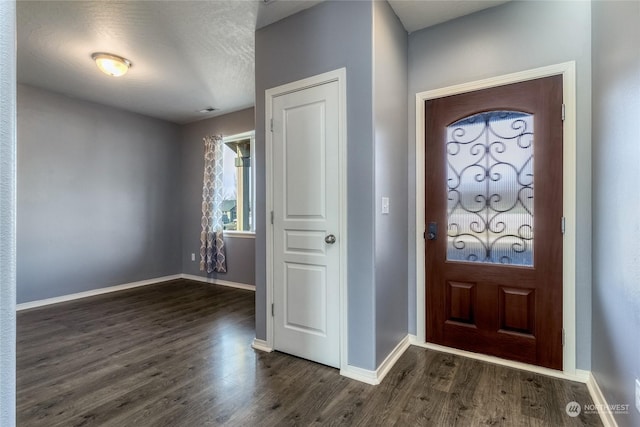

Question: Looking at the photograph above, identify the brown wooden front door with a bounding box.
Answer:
[425,76,563,370]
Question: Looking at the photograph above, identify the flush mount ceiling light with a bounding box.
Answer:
[91,52,131,77]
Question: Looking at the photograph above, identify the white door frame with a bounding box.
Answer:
[265,68,348,371]
[415,62,579,376]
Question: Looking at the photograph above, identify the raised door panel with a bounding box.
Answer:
[283,101,326,219]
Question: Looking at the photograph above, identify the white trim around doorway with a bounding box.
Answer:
[264,68,349,373]
[414,61,578,376]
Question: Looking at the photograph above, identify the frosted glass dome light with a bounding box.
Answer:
[91,52,131,77]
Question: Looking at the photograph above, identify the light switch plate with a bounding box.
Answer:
[635,378,640,414]
[381,197,390,214]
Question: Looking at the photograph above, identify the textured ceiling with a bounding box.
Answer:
[17,1,321,124]
[17,0,507,124]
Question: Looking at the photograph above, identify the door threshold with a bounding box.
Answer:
[408,335,589,384]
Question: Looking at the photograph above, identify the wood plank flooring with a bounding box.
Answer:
[17,280,602,426]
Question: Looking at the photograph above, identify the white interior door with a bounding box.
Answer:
[271,79,341,368]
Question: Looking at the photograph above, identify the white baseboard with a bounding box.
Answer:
[340,335,411,385]
[586,372,619,427]
[340,364,379,385]
[408,335,590,383]
[251,338,273,353]
[180,274,255,291]
[17,273,255,311]
[574,369,592,383]
[376,335,411,384]
[16,274,182,311]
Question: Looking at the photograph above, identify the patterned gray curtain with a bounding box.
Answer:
[200,135,227,273]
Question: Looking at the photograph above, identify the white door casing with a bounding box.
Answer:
[265,69,347,369]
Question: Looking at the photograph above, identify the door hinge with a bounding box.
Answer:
[270,118,274,132]
[561,104,566,121]
[271,303,274,317]
[561,216,566,234]
[270,211,274,225]
[562,328,565,347]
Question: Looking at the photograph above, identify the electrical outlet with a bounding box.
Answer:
[191,253,195,262]
[635,378,640,414]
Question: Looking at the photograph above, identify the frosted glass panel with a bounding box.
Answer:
[446,111,534,266]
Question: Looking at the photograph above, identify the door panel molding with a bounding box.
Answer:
[415,61,577,374]
[265,68,347,370]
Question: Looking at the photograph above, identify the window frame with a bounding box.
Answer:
[221,130,255,237]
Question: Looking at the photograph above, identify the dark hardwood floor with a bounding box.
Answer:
[17,280,601,426]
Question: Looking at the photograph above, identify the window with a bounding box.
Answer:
[221,131,255,233]
[446,111,534,266]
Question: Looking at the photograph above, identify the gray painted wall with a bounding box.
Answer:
[407,0,593,369]
[0,1,16,424]
[17,84,182,303]
[255,0,377,369]
[373,0,409,366]
[592,1,640,425]
[179,107,256,286]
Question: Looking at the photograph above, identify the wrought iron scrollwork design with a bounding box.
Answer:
[446,111,534,266]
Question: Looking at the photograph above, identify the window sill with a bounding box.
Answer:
[223,231,256,239]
